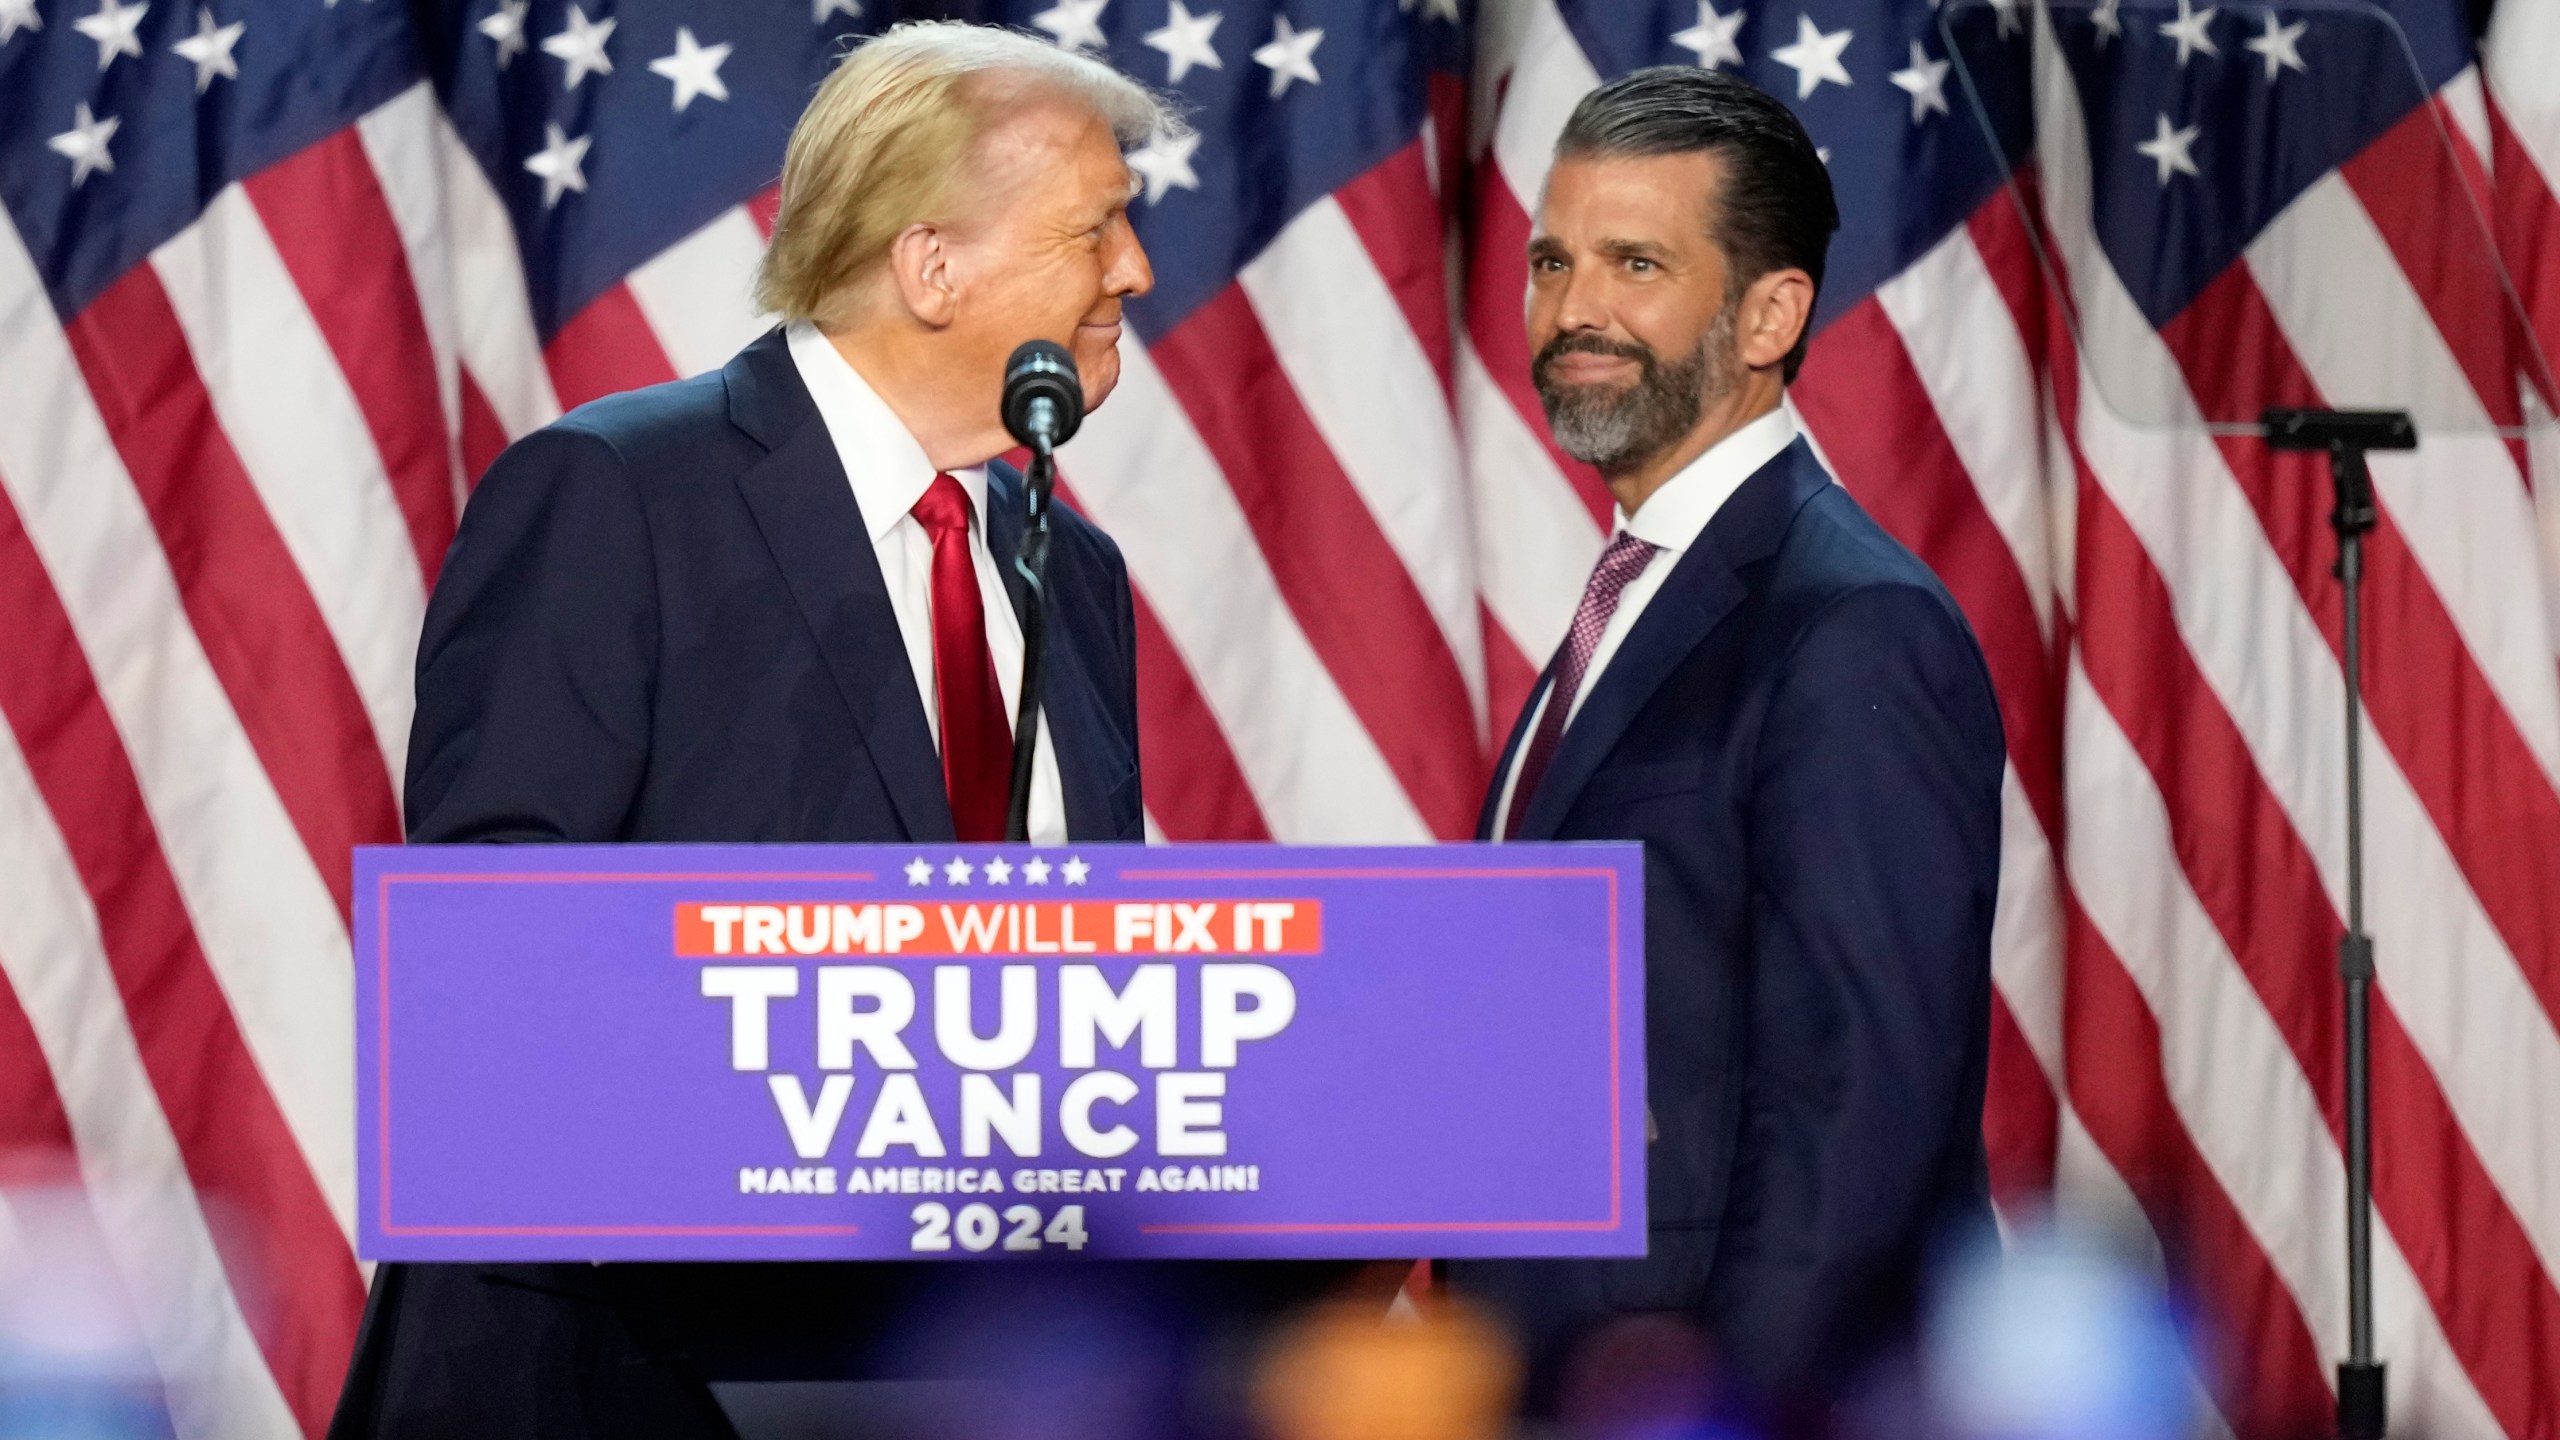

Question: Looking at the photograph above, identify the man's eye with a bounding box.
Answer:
[1626,257,1656,273]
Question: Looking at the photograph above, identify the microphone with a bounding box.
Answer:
[1002,340,1084,452]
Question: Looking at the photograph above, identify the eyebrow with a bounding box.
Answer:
[1595,238,1673,262]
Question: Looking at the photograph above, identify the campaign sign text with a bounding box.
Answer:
[355,844,1644,1261]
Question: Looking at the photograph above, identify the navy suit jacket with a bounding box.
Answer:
[331,330,1333,1440]
[1448,438,2005,1418]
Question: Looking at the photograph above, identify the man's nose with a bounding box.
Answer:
[1105,220,1155,299]
[1551,263,1611,335]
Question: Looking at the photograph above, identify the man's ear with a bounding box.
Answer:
[1736,267,1815,374]
[885,222,958,329]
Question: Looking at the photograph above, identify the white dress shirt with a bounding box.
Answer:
[1493,405,1800,838]
[787,322,1068,845]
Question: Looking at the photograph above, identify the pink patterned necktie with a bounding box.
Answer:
[1503,529,1661,839]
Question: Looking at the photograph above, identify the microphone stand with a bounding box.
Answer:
[2262,406,2417,1440]
[1004,435,1056,843]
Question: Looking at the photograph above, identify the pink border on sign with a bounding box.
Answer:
[1116,864,1627,1238]
[371,862,1630,1242]
[374,870,874,1240]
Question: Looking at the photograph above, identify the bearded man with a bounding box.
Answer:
[1446,67,2008,1430]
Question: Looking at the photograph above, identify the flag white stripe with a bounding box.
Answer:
[0,711,302,1440]
[626,206,772,381]
[0,210,356,1242]
[1238,198,1487,722]
[1488,0,1598,228]
[149,185,427,789]
[1072,334,1432,841]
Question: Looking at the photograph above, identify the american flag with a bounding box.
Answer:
[0,0,2555,1433]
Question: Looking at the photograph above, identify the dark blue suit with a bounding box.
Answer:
[1448,438,2005,1419]
[331,329,1340,1440]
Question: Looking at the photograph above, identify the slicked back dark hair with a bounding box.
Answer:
[1555,66,1840,383]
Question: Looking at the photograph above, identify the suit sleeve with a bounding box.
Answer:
[404,424,658,844]
[1708,581,2005,1399]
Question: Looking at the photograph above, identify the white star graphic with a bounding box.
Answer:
[48,102,120,186]
[2157,0,2217,66]
[944,857,974,885]
[1396,0,1456,18]
[1,0,43,46]
[74,0,147,70]
[1252,14,1322,98]
[812,0,861,20]
[1023,857,1053,885]
[649,26,730,112]
[2242,12,2306,83]
[522,123,591,206]
[905,857,933,886]
[1670,1,1745,70]
[541,4,615,90]
[171,7,242,92]
[1769,13,1852,99]
[2091,0,2122,45]
[2135,111,2201,186]
[1989,0,2022,38]
[1061,856,1091,886]
[985,857,1014,885]
[1033,0,1109,52]
[1143,1,1221,83]
[1128,127,1202,203]
[477,0,526,66]
[1887,38,1948,122]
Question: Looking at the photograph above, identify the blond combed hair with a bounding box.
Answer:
[755,22,1175,330]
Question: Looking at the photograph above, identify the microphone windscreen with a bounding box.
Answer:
[1003,340,1084,449]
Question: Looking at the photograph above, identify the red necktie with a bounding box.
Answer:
[911,474,1014,841]
[1502,530,1660,839]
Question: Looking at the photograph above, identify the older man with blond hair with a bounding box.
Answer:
[329,23,1346,1440]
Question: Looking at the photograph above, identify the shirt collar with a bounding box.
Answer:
[1618,403,1796,554]
[786,320,988,544]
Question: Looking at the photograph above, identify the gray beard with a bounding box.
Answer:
[1534,306,1740,474]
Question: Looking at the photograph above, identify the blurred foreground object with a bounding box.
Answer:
[1255,1298,1520,1440]
[0,1178,173,1440]
[1924,1216,2200,1440]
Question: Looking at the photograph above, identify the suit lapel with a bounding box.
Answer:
[988,465,1121,841]
[1512,438,1831,841]
[725,329,956,843]
[1479,670,1553,840]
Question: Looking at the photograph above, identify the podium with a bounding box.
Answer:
[354,842,1646,1264]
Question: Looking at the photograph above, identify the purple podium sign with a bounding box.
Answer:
[355,843,1643,1262]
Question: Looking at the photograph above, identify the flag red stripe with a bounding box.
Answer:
[2162,270,2560,1032]
[544,283,682,412]
[2489,99,2560,412]
[62,270,401,921]
[2058,895,2335,1437]
[458,364,510,492]
[1463,166,1615,527]
[2338,105,2528,434]
[1148,285,1487,838]
[241,129,458,585]
[1334,140,1455,395]
[0,481,362,1440]
[1481,605,1541,752]
[0,970,74,1156]
[1982,991,2060,1204]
